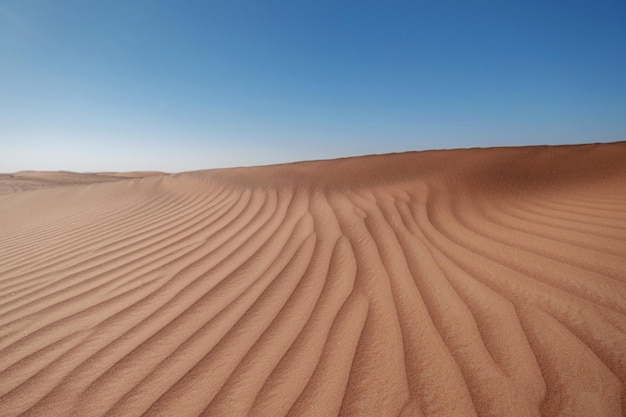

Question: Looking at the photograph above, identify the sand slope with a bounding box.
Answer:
[0,143,625,417]
[0,171,164,196]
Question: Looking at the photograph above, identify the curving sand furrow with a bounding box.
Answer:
[0,191,237,318]
[429,190,626,313]
[0,192,242,344]
[0,175,167,247]
[0,179,215,274]
[1,143,626,416]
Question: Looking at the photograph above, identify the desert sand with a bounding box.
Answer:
[0,171,164,196]
[0,142,625,417]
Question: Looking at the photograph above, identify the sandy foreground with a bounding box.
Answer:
[0,143,625,417]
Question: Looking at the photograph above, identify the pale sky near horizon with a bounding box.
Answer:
[1,0,625,172]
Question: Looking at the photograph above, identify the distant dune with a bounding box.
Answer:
[0,171,165,196]
[1,142,625,417]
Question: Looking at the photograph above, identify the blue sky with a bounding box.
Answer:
[1,0,625,172]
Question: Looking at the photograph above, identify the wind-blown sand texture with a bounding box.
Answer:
[0,171,164,196]
[1,142,625,417]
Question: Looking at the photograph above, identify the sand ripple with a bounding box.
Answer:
[1,143,625,416]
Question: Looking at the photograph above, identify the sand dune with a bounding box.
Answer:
[0,171,164,196]
[1,142,625,417]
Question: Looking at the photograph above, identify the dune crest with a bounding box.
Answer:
[1,143,625,417]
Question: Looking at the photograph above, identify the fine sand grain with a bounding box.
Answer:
[0,142,625,416]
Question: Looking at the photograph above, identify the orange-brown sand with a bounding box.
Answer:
[1,142,625,417]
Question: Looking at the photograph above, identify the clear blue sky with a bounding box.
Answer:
[1,0,625,172]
